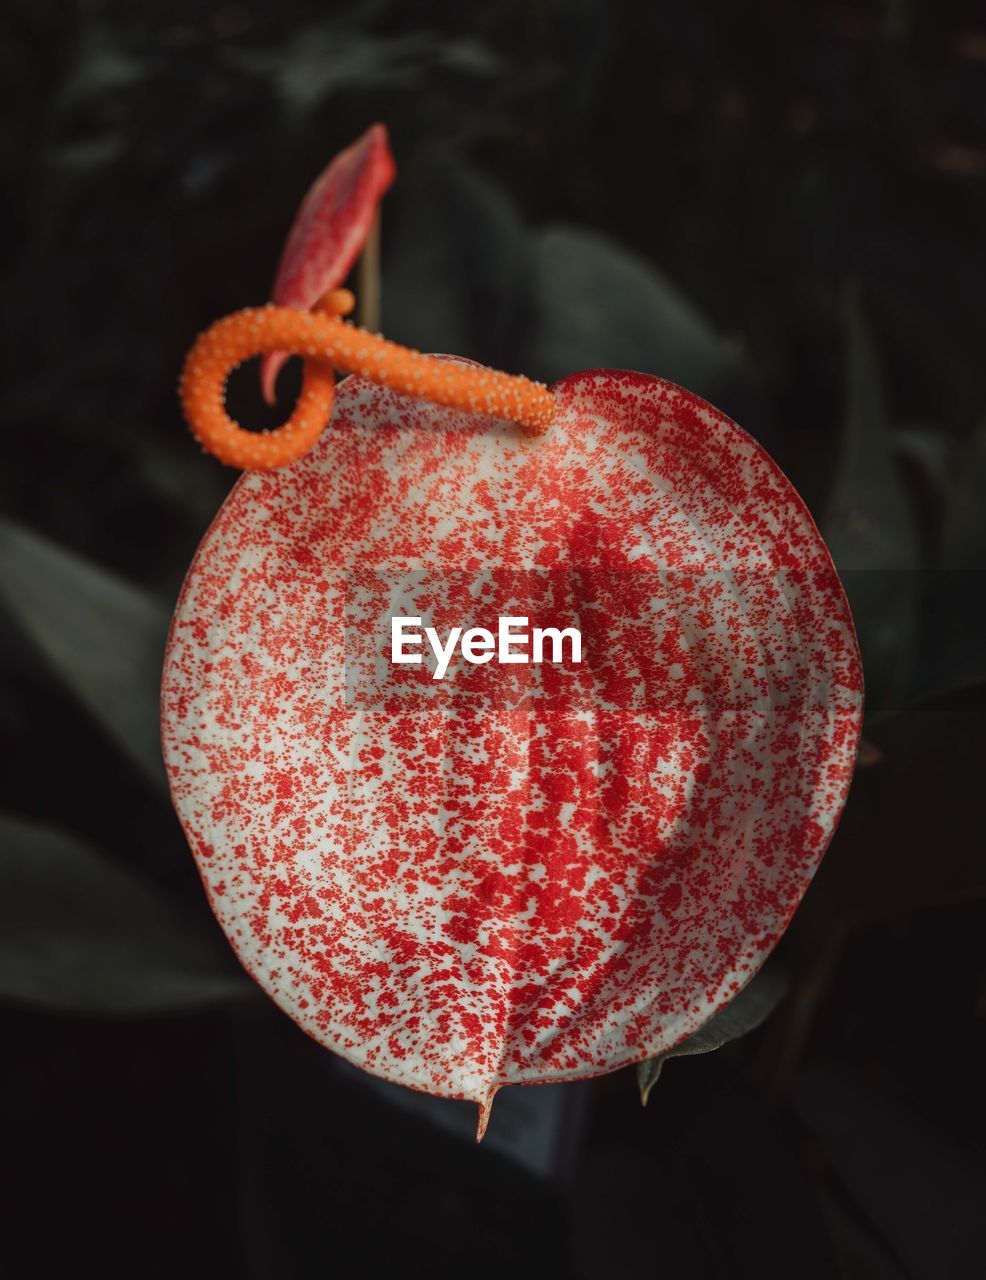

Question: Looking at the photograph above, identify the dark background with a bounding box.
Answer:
[2,1,985,1276]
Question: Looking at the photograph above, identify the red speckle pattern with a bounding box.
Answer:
[161,369,862,1109]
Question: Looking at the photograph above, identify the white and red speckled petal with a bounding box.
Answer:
[161,368,862,1119]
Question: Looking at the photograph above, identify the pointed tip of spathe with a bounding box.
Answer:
[474,1087,500,1143]
[364,121,397,186]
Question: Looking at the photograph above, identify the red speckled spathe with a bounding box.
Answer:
[161,368,862,1130]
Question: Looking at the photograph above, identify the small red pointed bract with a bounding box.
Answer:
[260,123,396,405]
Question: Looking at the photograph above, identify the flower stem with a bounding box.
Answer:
[357,211,381,334]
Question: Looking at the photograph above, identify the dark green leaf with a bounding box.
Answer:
[384,163,530,366]
[823,292,921,710]
[794,1064,986,1280]
[941,423,986,570]
[637,963,789,1104]
[529,226,739,397]
[235,23,500,118]
[918,423,986,691]
[0,812,253,1014]
[54,25,147,116]
[816,682,986,920]
[547,0,616,118]
[895,424,955,510]
[0,518,169,787]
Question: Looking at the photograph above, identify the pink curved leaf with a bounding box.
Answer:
[162,370,862,1135]
[260,123,396,405]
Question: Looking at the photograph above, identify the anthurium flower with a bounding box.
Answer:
[166,129,862,1138]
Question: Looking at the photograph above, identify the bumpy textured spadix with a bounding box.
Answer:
[161,369,861,1129]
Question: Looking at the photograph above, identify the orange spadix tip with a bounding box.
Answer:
[180,296,556,471]
[319,288,356,316]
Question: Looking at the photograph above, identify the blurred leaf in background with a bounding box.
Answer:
[0,517,170,788]
[637,961,789,1103]
[529,225,742,398]
[823,291,921,711]
[0,813,252,1014]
